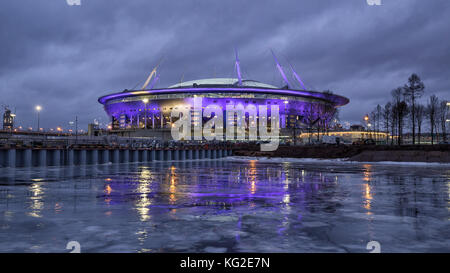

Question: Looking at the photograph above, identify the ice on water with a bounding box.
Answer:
[0,159,448,253]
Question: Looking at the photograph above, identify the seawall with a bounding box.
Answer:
[233,145,450,163]
[0,147,233,168]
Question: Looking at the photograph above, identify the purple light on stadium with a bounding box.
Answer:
[271,49,291,89]
[289,62,307,90]
[235,48,243,86]
[98,87,349,106]
[98,53,349,131]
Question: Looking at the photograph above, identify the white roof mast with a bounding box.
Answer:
[235,48,243,86]
[288,61,307,90]
[141,58,164,90]
[271,49,291,89]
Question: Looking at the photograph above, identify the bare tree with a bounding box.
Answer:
[374,104,380,132]
[438,100,448,142]
[391,88,408,145]
[390,103,397,145]
[415,104,425,145]
[302,103,319,144]
[383,102,392,144]
[397,101,408,145]
[403,74,425,145]
[370,110,376,139]
[319,91,338,136]
[426,95,439,145]
[324,107,339,134]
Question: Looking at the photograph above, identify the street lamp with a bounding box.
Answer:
[142,98,149,129]
[363,114,370,130]
[35,105,42,132]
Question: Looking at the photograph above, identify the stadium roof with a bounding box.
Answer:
[168,78,278,89]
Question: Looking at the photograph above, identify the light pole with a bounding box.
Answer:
[36,105,42,132]
[142,98,149,129]
[363,114,369,140]
[75,116,78,144]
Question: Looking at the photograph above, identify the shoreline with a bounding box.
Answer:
[225,156,450,166]
[232,145,450,164]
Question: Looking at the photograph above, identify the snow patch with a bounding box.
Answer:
[224,156,450,167]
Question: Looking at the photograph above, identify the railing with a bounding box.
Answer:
[0,134,232,150]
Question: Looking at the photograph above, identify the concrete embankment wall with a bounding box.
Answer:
[0,148,233,168]
[348,150,450,163]
[233,145,450,163]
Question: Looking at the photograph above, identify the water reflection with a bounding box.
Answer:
[54,202,63,213]
[28,183,44,218]
[248,160,257,195]
[168,165,178,205]
[104,184,112,205]
[363,183,373,215]
[135,167,153,221]
[445,170,450,215]
[90,161,340,219]
[362,164,373,215]
[0,160,449,252]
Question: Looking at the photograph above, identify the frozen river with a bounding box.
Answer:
[0,157,449,253]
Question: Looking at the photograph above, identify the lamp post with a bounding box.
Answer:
[363,114,369,140]
[75,116,78,144]
[142,98,149,129]
[35,105,42,132]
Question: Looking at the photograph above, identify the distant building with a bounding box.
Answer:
[2,108,14,130]
[350,124,365,131]
[299,129,389,144]
[88,123,103,136]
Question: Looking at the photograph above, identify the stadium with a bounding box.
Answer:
[98,53,349,141]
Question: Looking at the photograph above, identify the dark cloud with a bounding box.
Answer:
[0,0,449,129]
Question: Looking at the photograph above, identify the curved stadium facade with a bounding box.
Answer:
[98,77,349,140]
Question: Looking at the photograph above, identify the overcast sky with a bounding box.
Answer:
[1,0,449,130]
